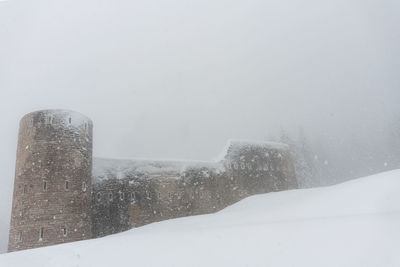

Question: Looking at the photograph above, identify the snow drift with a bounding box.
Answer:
[1,170,400,267]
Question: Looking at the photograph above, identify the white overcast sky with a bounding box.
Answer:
[0,0,399,252]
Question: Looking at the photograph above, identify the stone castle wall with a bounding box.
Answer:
[8,110,93,252]
[91,141,297,238]
[9,109,297,251]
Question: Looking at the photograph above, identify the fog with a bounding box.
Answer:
[0,0,399,253]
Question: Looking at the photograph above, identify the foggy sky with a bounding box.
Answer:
[0,0,399,252]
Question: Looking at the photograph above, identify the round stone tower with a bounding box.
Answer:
[8,110,93,252]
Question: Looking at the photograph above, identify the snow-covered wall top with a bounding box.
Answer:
[216,139,289,161]
[92,158,223,183]
[92,139,290,184]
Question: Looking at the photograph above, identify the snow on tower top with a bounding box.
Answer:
[21,109,92,129]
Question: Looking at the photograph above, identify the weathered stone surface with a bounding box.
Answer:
[91,141,297,237]
[8,110,297,252]
[8,110,93,252]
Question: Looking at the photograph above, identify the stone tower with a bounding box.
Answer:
[8,110,93,252]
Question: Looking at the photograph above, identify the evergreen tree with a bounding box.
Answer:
[296,128,318,188]
[278,128,318,188]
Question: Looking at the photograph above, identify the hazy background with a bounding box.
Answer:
[0,0,399,253]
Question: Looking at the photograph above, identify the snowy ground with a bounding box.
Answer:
[1,170,400,267]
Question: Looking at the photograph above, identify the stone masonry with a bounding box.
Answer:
[8,110,92,252]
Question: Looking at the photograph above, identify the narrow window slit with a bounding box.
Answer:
[130,192,136,203]
[61,227,67,237]
[39,228,44,240]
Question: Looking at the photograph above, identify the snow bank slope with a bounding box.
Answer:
[1,170,400,267]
